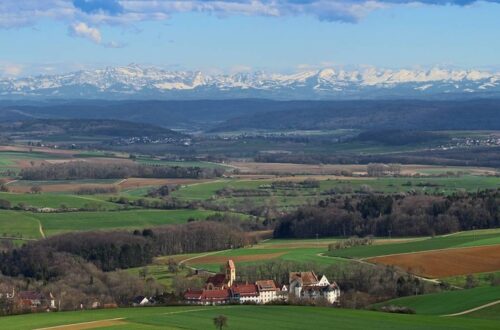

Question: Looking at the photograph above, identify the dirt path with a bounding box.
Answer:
[178,249,232,271]
[36,218,46,239]
[34,318,127,330]
[444,300,500,317]
[116,178,127,185]
[34,307,232,330]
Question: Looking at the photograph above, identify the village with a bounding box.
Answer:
[0,260,341,313]
[183,260,340,306]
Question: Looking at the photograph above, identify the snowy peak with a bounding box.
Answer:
[1,65,500,99]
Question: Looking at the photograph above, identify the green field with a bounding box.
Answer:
[0,151,65,176]
[373,286,500,316]
[442,272,500,288]
[171,176,500,211]
[0,209,221,238]
[136,157,227,169]
[0,210,42,239]
[465,303,500,321]
[0,192,121,209]
[0,305,498,330]
[179,237,347,272]
[327,229,500,259]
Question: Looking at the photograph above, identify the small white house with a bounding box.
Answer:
[132,296,150,306]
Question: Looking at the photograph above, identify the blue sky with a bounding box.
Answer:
[1,0,500,76]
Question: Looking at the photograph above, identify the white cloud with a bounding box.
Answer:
[1,1,499,29]
[69,22,102,44]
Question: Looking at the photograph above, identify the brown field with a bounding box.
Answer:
[119,178,213,189]
[186,252,286,265]
[229,162,496,176]
[37,319,127,330]
[261,242,334,249]
[7,183,116,194]
[367,245,500,278]
[6,177,213,193]
[230,162,367,175]
[44,157,133,165]
[0,145,78,155]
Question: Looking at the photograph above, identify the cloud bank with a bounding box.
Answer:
[2,1,499,28]
[1,1,499,44]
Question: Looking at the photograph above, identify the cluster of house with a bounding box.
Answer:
[0,289,56,312]
[184,260,340,305]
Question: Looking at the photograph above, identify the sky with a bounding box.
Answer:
[1,0,500,77]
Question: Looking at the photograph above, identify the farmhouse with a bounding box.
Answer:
[0,289,56,312]
[289,272,340,304]
[18,291,56,311]
[132,296,151,307]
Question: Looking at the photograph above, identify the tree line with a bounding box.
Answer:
[0,221,253,277]
[273,189,500,238]
[19,161,225,180]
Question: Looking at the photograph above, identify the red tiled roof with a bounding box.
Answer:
[289,272,318,285]
[19,291,44,300]
[184,288,231,301]
[206,274,227,287]
[184,289,203,300]
[256,280,278,291]
[231,283,258,296]
[203,289,231,300]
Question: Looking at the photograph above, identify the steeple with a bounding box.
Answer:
[226,260,236,286]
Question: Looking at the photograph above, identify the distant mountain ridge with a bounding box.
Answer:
[2,65,500,100]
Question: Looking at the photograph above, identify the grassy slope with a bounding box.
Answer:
[30,209,217,236]
[373,286,500,316]
[172,176,500,201]
[328,229,500,259]
[0,192,120,209]
[0,209,219,237]
[0,210,42,239]
[0,306,497,330]
[183,238,347,272]
[465,303,500,321]
[442,271,500,288]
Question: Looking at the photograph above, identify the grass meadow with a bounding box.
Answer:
[0,209,220,238]
[373,286,500,316]
[0,305,498,330]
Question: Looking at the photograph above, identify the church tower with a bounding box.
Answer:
[226,260,236,286]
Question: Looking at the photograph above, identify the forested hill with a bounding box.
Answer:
[0,119,185,139]
[211,99,500,132]
[2,99,500,132]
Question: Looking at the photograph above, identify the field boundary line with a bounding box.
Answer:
[35,218,46,239]
[360,242,500,261]
[443,300,500,317]
[34,317,125,330]
[5,180,17,185]
[116,178,127,185]
[179,249,232,270]
[0,236,37,241]
[162,306,232,315]
[317,253,443,285]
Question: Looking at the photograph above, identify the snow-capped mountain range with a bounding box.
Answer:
[1,65,500,100]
